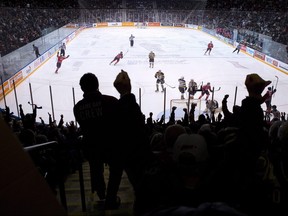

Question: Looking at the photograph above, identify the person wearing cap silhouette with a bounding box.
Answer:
[235,73,273,215]
[74,70,151,210]
[114,70,153,200]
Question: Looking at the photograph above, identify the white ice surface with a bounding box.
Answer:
[1,27,287,124]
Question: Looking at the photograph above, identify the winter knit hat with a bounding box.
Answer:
[245,73,271,95]
[80,73,99,92]
[173,134,209,163]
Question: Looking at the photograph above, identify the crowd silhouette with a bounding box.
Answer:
[1,70,288,215]
[1,0,288,215]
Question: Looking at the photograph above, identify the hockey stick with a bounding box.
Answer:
[123,49,129,57]
[273,75,279,98]
[28,101,42,109]
[164,82,175,89]
[275,75,279,90]
[213,87,221,92]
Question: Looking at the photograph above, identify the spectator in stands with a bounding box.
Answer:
[73,72,123,210]
[113,70,154,191]
[19,103,37,131]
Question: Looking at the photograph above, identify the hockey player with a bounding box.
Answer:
[33,44,40,58]
[204,41,213,55]
[129,34,135,47]
[155,70,165,92]
[263,86,276,113]
[110,51,123,65]
[60,42,66,56]
[205,99,219,114]
[187,79,198,99]
[232,43,242,54]
[198,82,213,100]
[178,76,187,99]
[149,51,155,68]
[55,52,69,74]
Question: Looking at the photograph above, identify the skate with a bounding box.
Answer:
[155,85,159,92]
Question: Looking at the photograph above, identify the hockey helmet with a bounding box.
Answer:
[207,82,211,85]
[180,76,184,80]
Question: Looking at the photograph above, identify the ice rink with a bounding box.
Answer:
[1,27,287,123]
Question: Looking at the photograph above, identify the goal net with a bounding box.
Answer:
[170,98,203,119]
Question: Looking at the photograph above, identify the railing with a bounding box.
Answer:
[24,140,87,212]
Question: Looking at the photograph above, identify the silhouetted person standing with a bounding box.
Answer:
[73,73,123,209]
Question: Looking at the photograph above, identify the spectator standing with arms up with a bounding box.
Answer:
[129,34,135,47]
[33,44,40,58]
[113,70,153,195]
[149,51,155,68]
[109,51,123,65]
[204,41,213,55]
[73,73,123,210]
[55,52,69,74]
